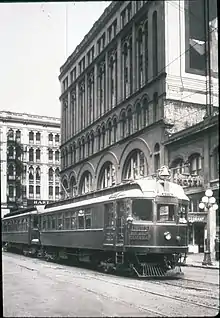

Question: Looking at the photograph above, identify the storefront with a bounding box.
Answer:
[188,212,207,253]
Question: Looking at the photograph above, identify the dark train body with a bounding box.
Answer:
[2,176,189,277]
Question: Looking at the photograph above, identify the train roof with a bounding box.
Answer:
[42,178,189,215]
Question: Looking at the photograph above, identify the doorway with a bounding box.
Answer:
[194,223,205,253]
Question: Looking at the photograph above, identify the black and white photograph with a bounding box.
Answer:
[1,1,219,317]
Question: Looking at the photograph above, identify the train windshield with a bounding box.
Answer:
[157,204,176,222]
[132,199,153,221]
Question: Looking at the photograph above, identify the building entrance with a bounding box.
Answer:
[194,223,205,253]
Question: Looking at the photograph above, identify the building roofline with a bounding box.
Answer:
[0,110,60,128]
[59,1,121,79]
[164,114,219,146]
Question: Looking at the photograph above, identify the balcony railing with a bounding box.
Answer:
[172,173,204,188]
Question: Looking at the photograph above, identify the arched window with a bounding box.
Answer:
[127,108,133,135]
[29,148,34,162]
[8,146,14,158]
[142,98,149,127]
[98,62,105,116]
[153,92,158,122]
[98,162,116,189]
[8,164,14,176]
[36,167,41,181]
[90,133,94,154]
[123,42,129,98]
[55,168,60,184]
[36,132,41,142]
[170,158,185,178]
[136,103,141,131]
[188,154,202,176]
[78,140,81,161]
[49,167,54,182]
[73,143,76,163]
[29,166,34,181]
[87,135,90,157]
[144,20,148,82]
[113,117,117,143]
[102,126,106,149]
[48,133,53,142]
[108,121,112,145]
[61,179,68,199]
[154,143,160,172]
[122,149,147,180]
[120,111,126,138]
[82,138,85,159]
[69,175,77,197]
[137,28,143,88]
[29,131,34,142]
[36,148,41,161]
[55,150,59,162]
[65,148,68,167]
[152,11,158,77]
[79,171,93,194]
[8,129,14,140]
[97,128,101,151]
[55,134,59,143]
[48,149,53,161]
[16,130,21,141]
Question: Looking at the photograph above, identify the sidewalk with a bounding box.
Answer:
[182,253,219,269]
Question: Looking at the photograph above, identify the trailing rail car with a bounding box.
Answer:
[2,174,189,278]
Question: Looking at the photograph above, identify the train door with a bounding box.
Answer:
[103,202,116,246]
[115,200,125,245]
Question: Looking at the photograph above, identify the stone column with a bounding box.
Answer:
[94,64,98,122]
[76,84,79,134]
[105,52,109,113]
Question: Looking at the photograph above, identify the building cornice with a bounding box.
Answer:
[59,1,122,79]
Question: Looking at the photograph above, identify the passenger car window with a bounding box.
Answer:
[132,199,153,221]
[78,210,85,229]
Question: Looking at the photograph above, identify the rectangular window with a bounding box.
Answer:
[121,9,126,28]
[64,211,71,230]
[52,215,56,230]
[105,203,114,227]
[97,38,101,54]
[49,186,53,196]
[48,215,52,230]
[55,134,60,142]
[78,209,85,229]
[113,20,117,37]
[132,199,153,221]
[29,185,34,194]
[55,186,59,196]
[36,186,40,195]
[71,211,77,229]
[58,213,63,230]
[108,25,112,42]
[85,208,92,229]
[70,68,76,83]
[157,204,176,222]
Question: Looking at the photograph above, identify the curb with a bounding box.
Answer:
[181,263,219,270]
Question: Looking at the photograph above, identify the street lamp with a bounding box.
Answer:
[199,189,218,265]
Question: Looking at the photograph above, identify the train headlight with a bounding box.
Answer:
[176,235,181,242]
[164,231,172,240]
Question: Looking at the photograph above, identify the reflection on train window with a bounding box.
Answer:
[78,209,85,229]
[157,204,175,222]
[64,212,71,230]
[71,211,77,229]
[52,216,56,230]
[132,199,153,221]
[178,204,188,222]
[85,208,92,229]
[105,203,114,227]
[58,213,63,230]
[48,215,52,230]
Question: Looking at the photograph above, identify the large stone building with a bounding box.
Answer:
[0,111,61,217]
[58,0,218,199]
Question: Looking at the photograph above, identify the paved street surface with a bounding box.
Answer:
[3,252,219,317]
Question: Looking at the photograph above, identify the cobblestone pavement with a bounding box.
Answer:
[3,252,219,317]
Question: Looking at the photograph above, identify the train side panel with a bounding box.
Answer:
[2,231,30,245]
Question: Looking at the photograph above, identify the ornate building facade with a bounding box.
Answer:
[0,111,61,217]
[59,0,218,197]
[58,0,218,253]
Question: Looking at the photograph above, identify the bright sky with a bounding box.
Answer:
[0,1,111,119]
